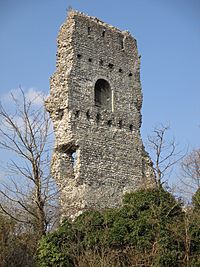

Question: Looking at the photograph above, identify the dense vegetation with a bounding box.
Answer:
[0,187,200,266]
[36,188,200,267]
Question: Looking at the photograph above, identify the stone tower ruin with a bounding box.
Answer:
[46,10,155,218]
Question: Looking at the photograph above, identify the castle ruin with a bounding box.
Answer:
[45,10,155,218]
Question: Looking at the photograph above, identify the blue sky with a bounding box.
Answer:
[0,0,200,155]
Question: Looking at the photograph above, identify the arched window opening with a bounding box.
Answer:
[94,79,111,109]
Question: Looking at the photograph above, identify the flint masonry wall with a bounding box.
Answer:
[46,10,155,218]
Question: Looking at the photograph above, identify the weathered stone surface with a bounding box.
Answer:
[46,10,156,219]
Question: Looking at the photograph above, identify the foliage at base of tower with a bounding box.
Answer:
[188,188,200,266]
[37,188,195,266]
[0,214,37,267]
[36,220,78,267]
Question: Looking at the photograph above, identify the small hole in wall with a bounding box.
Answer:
[99,59,103,66]
[96,113,101,123]
[55,109,64,120]
[77,54,82,59]
[129,124,133,132]
[119,68,123,73]
[88,26,91,35]
[88,58,92,62]
[108,63,114,69]
[60,145,78,170]
[86,110,90,120]
[102,30,105,37]
[129,72,133,77]
[107,120,112,127]
[75,110,80,118]
[120,39,124,50]
[118,120,122,129]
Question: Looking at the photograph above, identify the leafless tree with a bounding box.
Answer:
[179,149,200,200]
[0,88,58,237]
[147,124,184,188]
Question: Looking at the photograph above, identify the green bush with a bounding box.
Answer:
[37,220,77,267]
[192,188,200,210]
[37,188,186,266]
[73,210,105,249]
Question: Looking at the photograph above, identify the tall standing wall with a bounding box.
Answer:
[46,10,155,218]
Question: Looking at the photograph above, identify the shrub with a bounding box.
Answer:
[37,188,185,266]
[192,188,200,211]
[37,220,77,267]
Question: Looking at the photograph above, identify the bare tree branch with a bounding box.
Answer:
[0,88,59,237]
[148,124,184,188]
[179,149,200,200]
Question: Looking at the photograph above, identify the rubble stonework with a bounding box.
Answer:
[45,10,155,218]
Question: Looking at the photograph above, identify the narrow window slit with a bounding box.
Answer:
[129,72,133,77]
[107,120,112,127]
[88,58,92,62]
[119,68,122,73]
[86,110,90,120]
[121,39,124,50]
[77,54,82,59]
[75,110,80,118]
[88,26,91,35]
[129,124,133,132]
[96,113,100,123]
[99,59,103,66]
[102,30,105,37]
[118,120,122,129]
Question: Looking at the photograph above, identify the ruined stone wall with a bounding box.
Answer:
[46,10,155,218]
